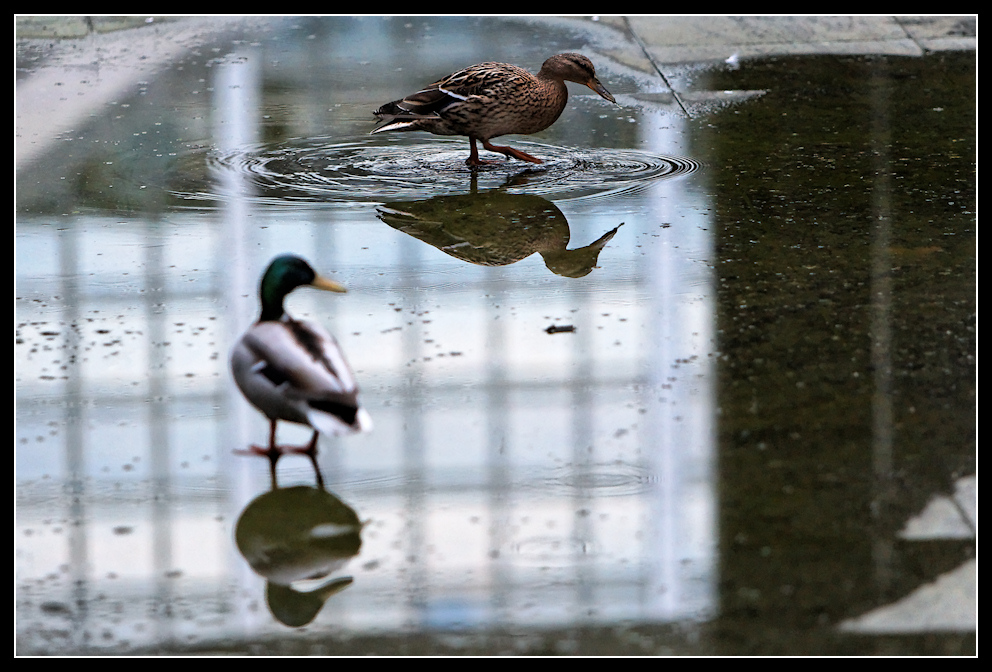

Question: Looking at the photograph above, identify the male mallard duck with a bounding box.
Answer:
[371,53,616,167]
[231,255,371,488]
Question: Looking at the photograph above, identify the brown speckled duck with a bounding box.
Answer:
[371,53,616,167]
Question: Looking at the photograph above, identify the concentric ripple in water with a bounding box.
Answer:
[533,461,659,498]
[180,136,700,206]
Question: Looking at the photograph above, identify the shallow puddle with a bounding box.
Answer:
[16,17,974,655]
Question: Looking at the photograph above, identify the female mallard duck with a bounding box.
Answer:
[371,53,616,166]
[231,255,371,488]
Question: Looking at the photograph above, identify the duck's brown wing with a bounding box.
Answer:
[373,83,451,120]
[434,62,529,98]
[374,62,529,122]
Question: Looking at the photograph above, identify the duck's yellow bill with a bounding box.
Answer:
[311,275,347,293]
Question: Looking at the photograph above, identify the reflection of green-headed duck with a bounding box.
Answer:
[235,485,362,626]
[378,190,621,277]
[372,53,616,167]
[231,255,371,488]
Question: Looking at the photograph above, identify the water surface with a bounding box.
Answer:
[15,16,974,655]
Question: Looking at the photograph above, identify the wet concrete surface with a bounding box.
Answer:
[15,16,975,655]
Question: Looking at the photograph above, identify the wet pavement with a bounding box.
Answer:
[15,16,975,656]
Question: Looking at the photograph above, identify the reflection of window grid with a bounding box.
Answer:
[15,32,716,648]
[386,252,656,629]
[327,216,715,632]
[16,215,234,650]
[17,203,714,647]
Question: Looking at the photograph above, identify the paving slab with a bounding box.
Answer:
[619,15,975,62]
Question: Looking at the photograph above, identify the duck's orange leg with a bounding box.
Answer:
[287,431,325,490]
[482,139,543,164]
[235,419,282,489]
[236,421,325,489]
[466,137,495,167]
[466,137,544,166]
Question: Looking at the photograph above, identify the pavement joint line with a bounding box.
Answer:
[621,17,692,120]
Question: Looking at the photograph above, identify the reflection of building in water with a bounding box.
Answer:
[14,18,716,650]
[378,187,621,278]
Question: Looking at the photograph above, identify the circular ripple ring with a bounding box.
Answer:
[181,137,700,205]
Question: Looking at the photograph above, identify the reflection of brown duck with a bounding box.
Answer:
[377,189,621,278]
[235,485,363,627]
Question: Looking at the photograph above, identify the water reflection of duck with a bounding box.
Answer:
[231,255,372,489]
[377,188,621,278]
[371,53,616,167]
[235,485,363,627]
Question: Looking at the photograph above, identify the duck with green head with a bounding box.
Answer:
[231,255,372,488]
